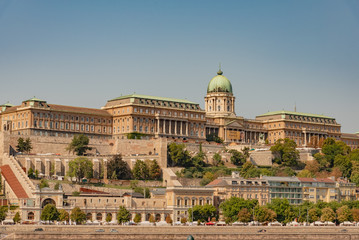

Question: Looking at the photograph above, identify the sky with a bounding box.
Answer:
[0,0,358,133]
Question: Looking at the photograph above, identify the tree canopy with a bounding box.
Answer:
[70,207,86,224]
[68,157,93,182]
[188,204,217,222]
[117,206,131,224]
[107,154,132,180]
[16,137,32,153]
[167,143,192,167]
[66,134,92,156]
[41,204,59,221]
[132,160,150,180]
[270,138,299,167]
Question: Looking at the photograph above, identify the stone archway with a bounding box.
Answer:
[155,214,161,222]
[42,198,56,208]
[86,213,92,221]
[28,212,34,220]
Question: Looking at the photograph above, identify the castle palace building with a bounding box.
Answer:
[1,69,358,148]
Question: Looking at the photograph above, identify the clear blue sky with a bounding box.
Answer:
[0,0,358,133]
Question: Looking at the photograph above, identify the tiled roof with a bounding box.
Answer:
[79,187,108,194]
[298,177,335,183]
[0,165,29,199]
[48,104,111,116]
[206,179,228,187]
[297,177,315,182]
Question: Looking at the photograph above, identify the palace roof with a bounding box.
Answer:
[256,110,334,119]
[108,94,197,104]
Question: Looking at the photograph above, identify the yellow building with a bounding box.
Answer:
[298,177,338,203]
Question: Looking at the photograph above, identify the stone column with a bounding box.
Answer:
[169,120,172,135]
[64,159,69,177]
[186,122,189,136]
[55,158,62,176]
[180,121,183,135]
[162,119,166,134]
[304,131,307,146]
[92,212,96,221]
[157,119,160,134]
[35,158,42,175]
[102,212,107,221]
[45,159,51,177]
[93,159,100,179]
[141,213,146,222]
[25,158,32,174]
[175,121,177,135]
[161,213,165,221]
[112,212,116,222]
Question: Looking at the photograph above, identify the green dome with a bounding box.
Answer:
[207,70,233,93]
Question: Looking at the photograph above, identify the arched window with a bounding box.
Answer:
[28,212,34,220]
[86,213,92,221]
[96,213,102,221]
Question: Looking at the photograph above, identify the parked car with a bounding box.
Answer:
[95,229,105,232]
[268,221,282,226]
[34,228,43,232]
[110,229,118,233]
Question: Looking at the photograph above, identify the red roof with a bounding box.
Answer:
[0,165,29,199]
[79,187,108,194]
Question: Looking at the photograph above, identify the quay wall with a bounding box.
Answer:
[2,226,359,240]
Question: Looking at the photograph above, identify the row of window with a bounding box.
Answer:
[288,115,336,124]
[138,98,200,110]
[33,121,111,133]
[133,108,204,119]
[33,112,111,124]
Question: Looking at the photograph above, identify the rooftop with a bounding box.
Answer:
[256,110,335,119]
[108,94,197,104]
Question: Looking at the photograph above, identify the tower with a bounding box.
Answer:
[204,68,235,117]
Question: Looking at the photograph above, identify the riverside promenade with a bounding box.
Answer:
[1,226,359,240]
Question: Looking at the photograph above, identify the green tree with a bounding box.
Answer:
[117,206,131,224]
[68,157,93,182]
[58,209,69,222]
[254,206,277,223]
[148,214,155,223]
[206,133,223,143]
[167,143,192,167]
[27,167,35,179]
[308,208,321,222]
[107,154,132,180]
[41,204,59,221]
[133,213,141,223]
[229,149,246,166]
[266,198,291,223]
[16,137,32,153]
[242,147,250,160]
[66,134,92,156]
[219,197,258,222]
[132,160,149,180]
[320,207,335,222]
[334,155,352,178]
[212,153,224,167]
[149,160,162,180]
[106,213,112,222]
[0,207,7,222]
[237,208,251,223]
[70,207,86,224]
[188,204,217,222]
[13,212,21,224]
[336,205,352,223]
[297,169,315,178]
[134,187,150,198]
[351,209,359,222]
[54,182,60,190]
[240,162,260,178]
[39,179,49,189]
[270,138,299,167]
[321,138,350,168]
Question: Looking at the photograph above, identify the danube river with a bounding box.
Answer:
[0,225,357,240]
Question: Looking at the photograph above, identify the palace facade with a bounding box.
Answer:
[1,69,358,148]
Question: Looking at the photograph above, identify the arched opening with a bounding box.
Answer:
[42,198,56,208]
[146,213,151,221]
[96,213,102,221]
[28,212,34,220]
[86,213,92,221]
[155,214,161,222]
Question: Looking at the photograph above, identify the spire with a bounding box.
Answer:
[217,62,223,75]
[294,102,297,112]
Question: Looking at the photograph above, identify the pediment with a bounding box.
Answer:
[225,120,244,128]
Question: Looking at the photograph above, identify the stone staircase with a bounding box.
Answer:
[2,153,35,198]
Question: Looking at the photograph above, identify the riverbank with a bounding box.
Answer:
[0,225,358,240]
